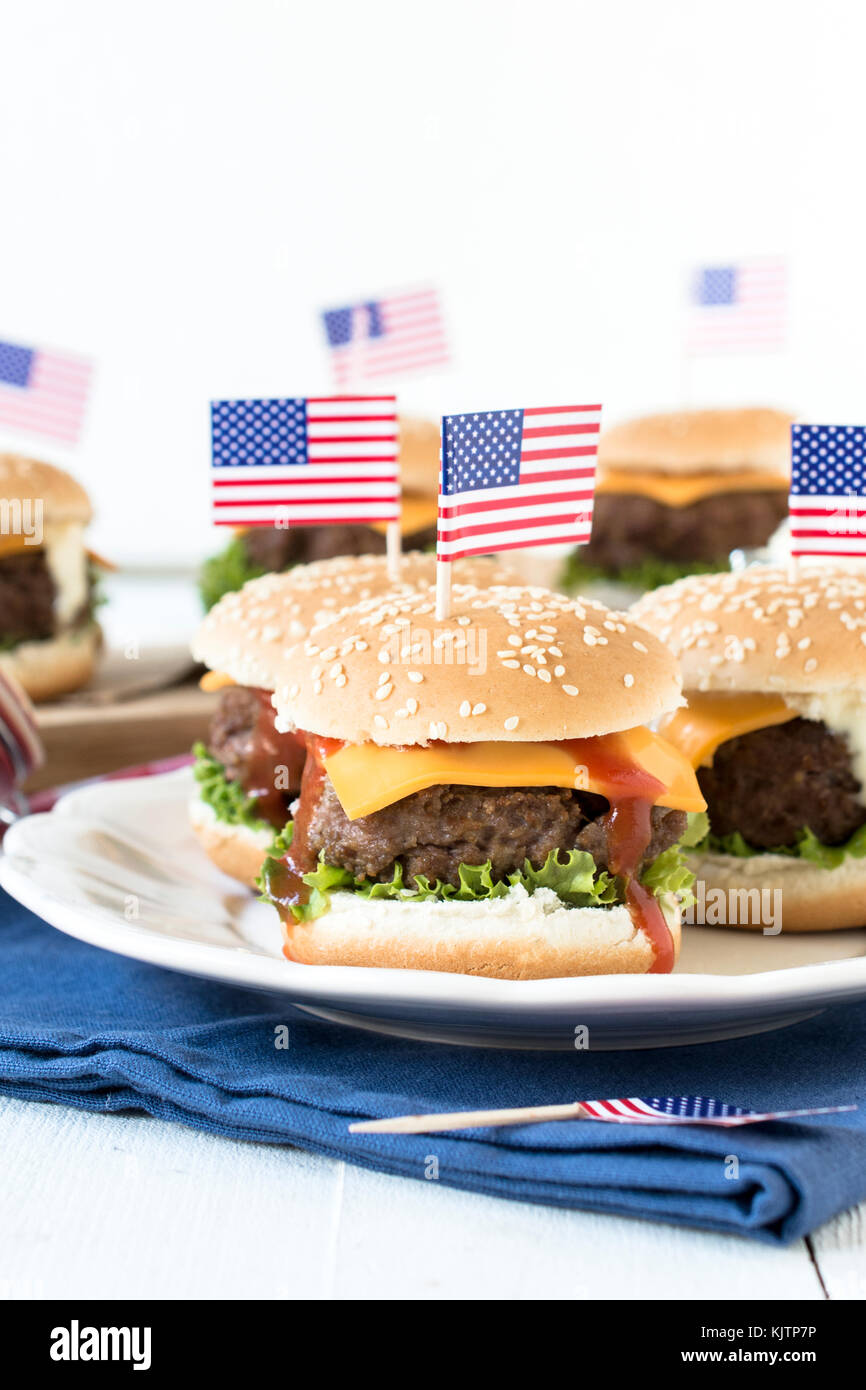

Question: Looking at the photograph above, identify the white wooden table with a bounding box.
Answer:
[1,1096,863,1300]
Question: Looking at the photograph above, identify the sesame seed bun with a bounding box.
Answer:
[189,796,273,889]
[0,623,100,703]
[280,886,682,978]
[398,416,440,496]
[631,565,866,696]
[0,454,92,524]
[269,585,683,746]
[687,847,866,932]
[598,408,795,479]
[191,552,523,689]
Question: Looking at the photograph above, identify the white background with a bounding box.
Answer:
[1,0,865,565]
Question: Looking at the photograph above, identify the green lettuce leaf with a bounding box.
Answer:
[559,551,722,595]
[198,536,269,612]
[192,742,269,832]
[698,820,866,870]
[260,835,695,924]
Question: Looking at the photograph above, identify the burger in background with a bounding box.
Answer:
[190,552,523,886]
[0,454,103,701]
[632,566,866,931]
[561,408,794,599]
[198,416,441,610]
[241,584,706,978]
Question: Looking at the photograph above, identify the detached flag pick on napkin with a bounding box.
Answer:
[0,669,44,828]
[434,402,602,619]
[350,1096,857,1135]
[209,395,403,580]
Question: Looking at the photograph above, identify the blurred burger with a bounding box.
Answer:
[0,454,102,701]
[244,585,705,978]
[632,566,866,930]
[190,553,522,886]
[198,417,441,610]
[563,408,794,594]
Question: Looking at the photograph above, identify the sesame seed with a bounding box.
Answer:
[335,674,347,688]
[563,685,579,697]
[623,673,634,688]
[407,671,423,683]
[472,703,486,715]
[375,684,392,700]
[502,659,520,669]
[538,668,551,683]
[523,665,536,677]
[459,700,471,717]
[504,715,520,731]
[554,665,565,678]
[406,697,418,714]
[377,671,390,685]
[373,715,388,730]
[632,640,647,653]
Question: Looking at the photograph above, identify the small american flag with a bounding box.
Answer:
[437,403,601,560]
[210,395,400,528]
[322,286,450,387]
[686,257,787,355]
[0,337,93,446]
[578,1097,854,1127]
[789,424,866,559]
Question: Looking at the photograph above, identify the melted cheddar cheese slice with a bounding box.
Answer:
[658,692,797,768]
[325,726,706,821]
[596,469,789,509]
[199,670,237,692]
[370,496,440,537]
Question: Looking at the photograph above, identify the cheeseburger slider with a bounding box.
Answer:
[191,553,522,886]
[244,585,705,978]
[632,566,866,931]
[199,417,441,610]
[0,453,102,701]
[563,408,794,594]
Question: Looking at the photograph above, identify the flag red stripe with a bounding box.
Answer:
[439,512,592,542]
[437,531,588,559]
[438,488,595,519]
[521,423,601,438]
[524,404,602,415]
[519,444,599,462]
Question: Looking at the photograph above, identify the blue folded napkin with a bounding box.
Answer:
[1,888,864,1244]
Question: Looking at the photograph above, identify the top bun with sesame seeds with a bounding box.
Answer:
[191,552,525,689]
[630,565,866,696]
[269,583,684,746]
[598,408,795,478]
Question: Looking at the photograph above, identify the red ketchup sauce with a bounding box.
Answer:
[563,733,675,973]
[264,734,344,955]
[268,731,677,973]
[241,689,308,827]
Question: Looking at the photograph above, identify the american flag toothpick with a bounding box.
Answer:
[321,286,450,388]
[789,423,866,562]
[686,257,787,357]
[0,336,93,446]
[434,402,601,619]
[209,395,402,572]
[349,1096,856,1135]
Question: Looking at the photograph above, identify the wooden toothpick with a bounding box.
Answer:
[350,1101,588,1135]
[385,519,402,583]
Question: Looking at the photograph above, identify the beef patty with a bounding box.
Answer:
[304,776,686,889]
[242,522,438,572]
[698,717,866,849]
[208,684,306,824]
[0,549,57,644]
[579,488,788,571]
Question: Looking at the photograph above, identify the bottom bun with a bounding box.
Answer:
[189,797,274,889]
[687,849,866,932]
[0,624,100,702]
[280,884,682,979]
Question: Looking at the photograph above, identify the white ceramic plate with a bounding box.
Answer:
[3,769,866,1050]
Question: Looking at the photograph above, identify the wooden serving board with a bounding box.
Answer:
[25,646,216,793]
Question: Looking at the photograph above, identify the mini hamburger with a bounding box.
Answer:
[191,553,523,886]
[563,408,794,594]
[199,417,441,610]
[0,453,102,701]
[632,566,866,931]
[238,585,706,978]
